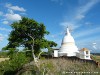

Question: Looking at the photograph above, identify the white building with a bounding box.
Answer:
[53,27,91,60]
[77,48,91,59]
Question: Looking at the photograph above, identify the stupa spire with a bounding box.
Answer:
[66,26,70,35]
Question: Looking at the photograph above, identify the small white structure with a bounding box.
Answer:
[54,49,59,57]
[53,27,91,60]
[78,48,91,59]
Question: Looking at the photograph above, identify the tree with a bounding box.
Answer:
[3,17,57,55]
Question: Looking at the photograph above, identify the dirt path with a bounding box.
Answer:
[0,58,9,62]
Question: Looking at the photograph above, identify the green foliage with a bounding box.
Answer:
[3,17,57,55]
[0,52,28,75]
[7,48,17,59]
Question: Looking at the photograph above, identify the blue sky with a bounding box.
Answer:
[0,0,100,53]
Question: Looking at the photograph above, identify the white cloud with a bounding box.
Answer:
[0,27,10,32]
[60,0,100,30]
[0,34,8,41]
[0,3,25,24]
[92,42,96,45]
[60,22,79,30]
[46,34,57,39]
[50,35,56,38]
[2,21,9,24]
[92,43,97,50]
[0,11,3,16]
[75,14,85,20]
[5,3,26,12]
[92,42,100,52]
[74,26,100,38]
[75,0,99,20]
[3,9,22,21]
[85,22,92,26]
[0,34,4,41]
[8,9,14,14]
[5,13,21,21]
[4,34,8,38]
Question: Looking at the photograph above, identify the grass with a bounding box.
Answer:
[91,55,100,62]
[21,57,100,75]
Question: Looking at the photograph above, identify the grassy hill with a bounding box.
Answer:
[17,57,100,75]
[0,53,100,75]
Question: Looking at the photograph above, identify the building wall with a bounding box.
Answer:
[79,51,91,59]
[54,50,58,57]
[53,49,91,60]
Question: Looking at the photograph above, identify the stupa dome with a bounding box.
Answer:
[62,27,75,44]
[59,27,79,56]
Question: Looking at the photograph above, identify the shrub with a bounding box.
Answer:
[0,52,29,75]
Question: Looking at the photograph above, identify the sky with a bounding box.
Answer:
[0,0,100,53]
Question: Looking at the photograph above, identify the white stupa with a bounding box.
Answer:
[53,27,91,60]
[58,27,79,56]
